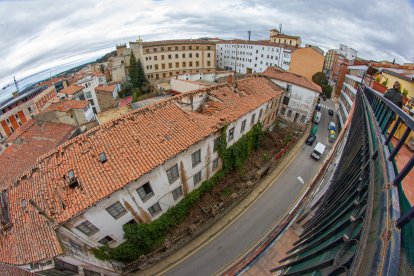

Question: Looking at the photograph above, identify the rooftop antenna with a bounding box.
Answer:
[13,76,19,93]
[279,24,282,33]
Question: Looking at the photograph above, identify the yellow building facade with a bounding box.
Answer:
[378,69,414,100]
[289,47,324,81]
[269,29,301,47]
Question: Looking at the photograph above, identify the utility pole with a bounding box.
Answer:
[13,76,19,93]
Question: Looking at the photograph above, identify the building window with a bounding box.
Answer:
[153,48,157,52]
[172,186,183,201]
[300,115,307,123]
[98,235,114,245]
[28,106,32,113]
[189,61,193,67]
[189,53,193,58]
[54,259,79,274]
[75,220,99,236]
[182,53,186,58]
[85,91,92,99]
[168,54,172,59]
[148,202,162,216]
[259,109,263,119]
[83,268,101,276]
[191,149,201,168]
[155,64,159,70]
[287,110,292,117]
[281,107,286,115]
[213,137,220,152]
[182,62,186,67]
[175,46,178,50]
[196,61,200,67]
[286,84,292,92]
[166,164,179,184]
[176,62,179,68]
[182,46,185,50]
[136,182,154,202]
[70,240,83,251]
[248,113,255,126]
[213,158,219,170]
[228,127,235,141]
[169,63,172,68]
[105,201,127,219]
[161,54,164,60]
[193,171,202,186]
[241,119,246,133]
[207,53,211,57]
[175,53,179,58]
[207,61,211,66]
[196,53,199,58]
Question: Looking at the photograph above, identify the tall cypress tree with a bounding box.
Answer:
[129,51,139,88]
[136,58,148,92]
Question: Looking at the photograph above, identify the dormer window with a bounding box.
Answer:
[67,170,79,188]
[99,152,107,163]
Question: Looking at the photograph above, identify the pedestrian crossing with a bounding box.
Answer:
[319,104,330,110]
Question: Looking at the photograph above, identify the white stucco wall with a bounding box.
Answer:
[170,78,209,93]
[269,79,319,124]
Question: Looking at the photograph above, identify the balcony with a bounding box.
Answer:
[266,85,414,275]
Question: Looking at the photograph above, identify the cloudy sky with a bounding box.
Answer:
[0,0,413,99]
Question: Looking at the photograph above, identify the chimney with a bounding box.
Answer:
[248,30,251,41]
[12,91,19,98]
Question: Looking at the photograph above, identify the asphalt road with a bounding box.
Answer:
[164,100,336,276]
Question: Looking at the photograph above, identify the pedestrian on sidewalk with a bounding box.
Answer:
[384,81,403,108]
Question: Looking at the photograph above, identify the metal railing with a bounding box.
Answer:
[363,86,414,228]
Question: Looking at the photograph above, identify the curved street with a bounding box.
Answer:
[160,99,336,276]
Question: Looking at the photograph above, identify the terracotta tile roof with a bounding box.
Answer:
[216,40,296,51]
[60,85,84,95]
[95,85,116,93]
[0,120,77,188]
[263,66,322,93]
[43,100,89,113]
[0,76,283,265]
[0,262,38,275]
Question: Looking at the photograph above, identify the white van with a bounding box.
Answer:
[311,142,326,160]
[314,112,321,124]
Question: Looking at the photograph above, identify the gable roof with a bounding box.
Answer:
[0,76,283,265]
[43,100,89,113]
[60,85,84,95]
[263,66,322,93]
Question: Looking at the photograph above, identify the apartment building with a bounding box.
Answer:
[288,46,325,81]
[264,66,321,124]
[95,85,119,112]
[109,38,217,82]
[324,44,357,76]
[76,74,107,113]
[269,29,301,47]
[216,40,294,73]
[0,76,283,275]
[0,85,57,139]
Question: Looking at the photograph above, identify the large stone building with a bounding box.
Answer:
[216,40,294,73]
[108,39,217,83]
[0,76,283,275]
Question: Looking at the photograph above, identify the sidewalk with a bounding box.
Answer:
[135,129,310,275]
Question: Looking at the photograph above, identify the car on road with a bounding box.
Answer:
[311,142,326,160]
[328,109,334,116]
[328,121,336,131]
[314,112,321,124]
[306,135,316,145]
[315,104,321,111]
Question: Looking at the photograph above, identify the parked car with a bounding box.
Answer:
[328,121,336,131]
[328,109,334,116]
[316,104,321,111]
[311,142,326,160]
[314,112,321,124]
[306,135,316,145]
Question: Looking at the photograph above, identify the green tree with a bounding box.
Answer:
[99,63,105,74]
[136,58,148,93]
[129,51,140,88]
[312,72,327,86]
[402,88,409,97]
[322,84,333,99]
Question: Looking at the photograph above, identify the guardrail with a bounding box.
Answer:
[363,86,414,228]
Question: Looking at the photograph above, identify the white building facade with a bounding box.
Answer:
[77,75,107,113]
[216,40,293,74]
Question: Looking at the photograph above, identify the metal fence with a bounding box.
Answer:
[363,86,414,273]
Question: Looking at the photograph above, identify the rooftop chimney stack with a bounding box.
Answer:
[248,30,251,41]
